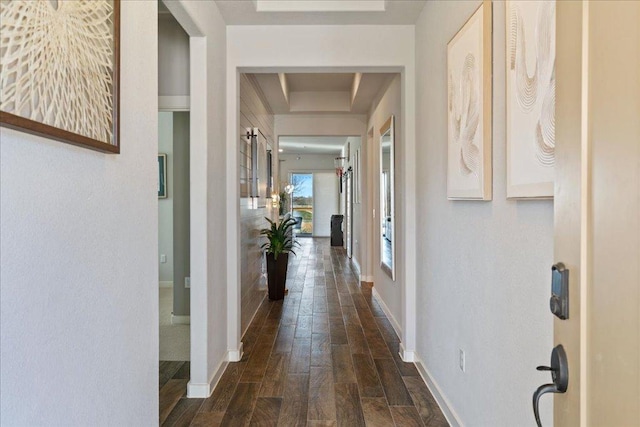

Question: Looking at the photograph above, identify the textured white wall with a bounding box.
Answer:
[164,0,229,396]
[367,75,403,334]
[158,13,189,97]
[279,153,336,180]
[0,1,158,425]
[414,1,554,425]
[159,112,174,284]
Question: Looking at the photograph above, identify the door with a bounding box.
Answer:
[291,173,313,236]
[553,2,640,425]
[313,172,339,237]
[345,171,353,258]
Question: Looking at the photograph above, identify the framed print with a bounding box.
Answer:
[506,0,555,199]
[447,1,492,200]
[158,154,167,199]
[248,128,268,208]
[0,0,120,154]
[256,132,268,207]
[354,147,361,204]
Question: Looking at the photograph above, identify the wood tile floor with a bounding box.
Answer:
[159,238,448,426]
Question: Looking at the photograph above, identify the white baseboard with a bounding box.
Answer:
[171,314,190,325]
[372,287,403,339]
[187,358,228,398]
[159,281,173,288]
[228,342,244,362]
[414,353,462,427]
[360,275,374,282]
[399,342,416,362]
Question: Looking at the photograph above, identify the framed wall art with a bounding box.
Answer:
[0,0,120,153]
[354,147,361,204]
[447,0,492,201]
[506,0,555,199]
[158,154,167,198]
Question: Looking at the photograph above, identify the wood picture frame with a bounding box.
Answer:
[447,0,493,200]
[0,0,121,154]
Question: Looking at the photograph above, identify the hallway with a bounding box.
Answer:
[159,238,447,426]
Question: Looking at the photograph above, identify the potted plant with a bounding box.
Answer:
[260,217,298,300]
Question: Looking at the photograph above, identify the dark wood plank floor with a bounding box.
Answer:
[159,238,448,426]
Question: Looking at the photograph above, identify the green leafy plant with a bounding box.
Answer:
[260,217,299,260]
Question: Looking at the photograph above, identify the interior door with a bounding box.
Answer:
[345,172,352,258]
[313,172,339,237]
[552,2,640,425]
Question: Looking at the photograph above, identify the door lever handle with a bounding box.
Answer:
[533,345,568,427]
[533,383,559,426]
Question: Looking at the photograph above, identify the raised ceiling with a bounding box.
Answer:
[215,0,427,25]
[287,73,353,92]
[250,72,395,114]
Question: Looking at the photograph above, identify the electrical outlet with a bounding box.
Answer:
[185,277,190,288]
[459,349,466,372]
[160,254,167,263]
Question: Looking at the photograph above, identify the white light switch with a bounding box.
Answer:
[160,254,167,263]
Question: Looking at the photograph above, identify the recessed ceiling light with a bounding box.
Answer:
[278,148,284,152]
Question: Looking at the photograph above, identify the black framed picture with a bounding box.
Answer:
[158,154,167,198]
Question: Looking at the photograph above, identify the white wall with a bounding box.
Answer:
[159,112,174,284]
[367,75,404,336]
[279,153,336,181]
[414,1,554,425]
[158,13,189,97]
[162,0,228,397]
[0,2,158,425]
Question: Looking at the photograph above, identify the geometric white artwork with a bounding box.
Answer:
[447,1,493,200]
[506,0,555,198]
[0,0,120,153]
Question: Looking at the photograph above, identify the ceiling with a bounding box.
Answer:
[214,0,427,25]
[286,73,353,92]
[279,136,359,155]
[249,71,395,155]
[250,72,395,114]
